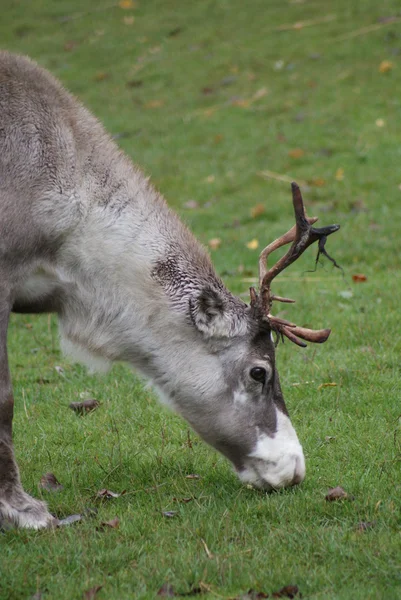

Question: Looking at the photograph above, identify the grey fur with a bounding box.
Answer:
[0,52,306,529]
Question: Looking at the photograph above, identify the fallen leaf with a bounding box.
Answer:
[201,87,214,95]
[317,382,337,391]
[162,511,178,518]
[379,60,393,73]
[205,175,215,183]
[83,585,103,600]
[375,118,385,127]
[94,72,109,82]
[58,514,83,526]
[168,27,183,37]
[172,497,194,503]
[183,200,199,209]
[119,0,134,8]
[309,177,326,187]
[352,273,367,283]
[69,399,100,414]
[64,40,77,52]
[157,584,175,597]
[40,472,64,492]
[214,134,223,144]
[126,79,143,88]
[250,203,265,218]
[123,15,135,25]
[231,98,250,108]
[272,585,300,598]
[208,238,221,250]
[185,474,200,479]
[96,488,125,499]
[99,517,120,529]
[288,148,305,159]
[252,87,268,100]
[246,239,259,250]
[144,100,165,108]
[335,167,344,181]
[325,486,348,501]
[356,521,376,532]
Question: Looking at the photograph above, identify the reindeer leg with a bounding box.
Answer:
[0,286,56,529]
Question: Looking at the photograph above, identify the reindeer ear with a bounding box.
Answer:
[190,287,230,337]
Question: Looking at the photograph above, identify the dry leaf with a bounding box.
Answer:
[144,100,164,108]
[317,382,337,390]
[309,177,326,187]
[208,238,221,250]
[375,118,385,127]
[246,239,259,250]
[183,200,199,209]
[96,488,125,499]
[379,60,393,73]
[69,399,100,414]
[157,584,175,597]
[100,517,120,529]
[64,41,77,52]
[352,273,367,283]
[335,167,344,181]
[252,87,268,100]
[83,585,103,600]
[356,521,376,532]
[232,98,250,108]
[272,585,300,598]
[123,15,135,25]
[94,72,109,82]
[205,175,215,183]
[119,0,134,8]
[250,203,265,218]
[40,472,64,492]
[288,148,305,159]
[325,486,348,501]
[185,474,200,479]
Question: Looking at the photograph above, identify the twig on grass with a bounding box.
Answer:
[275,14,337,31]
[257,170,308,187]
[335,17,401,41]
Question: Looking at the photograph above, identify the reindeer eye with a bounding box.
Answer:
[250,367,266,384]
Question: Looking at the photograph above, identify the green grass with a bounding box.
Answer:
[1,0,401,598]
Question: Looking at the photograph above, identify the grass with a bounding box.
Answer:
[1,0,401,598]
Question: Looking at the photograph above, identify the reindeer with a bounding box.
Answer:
[0,52,339,529]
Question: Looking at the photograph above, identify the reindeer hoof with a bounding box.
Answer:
[0,493,55,530]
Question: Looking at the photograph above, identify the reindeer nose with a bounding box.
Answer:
[291,456,305,486]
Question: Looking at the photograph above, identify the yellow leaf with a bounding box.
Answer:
[119,0,134,8]
[379,60,393,73]
[252,87,268,101]
[205,175,215,183]
[309,177,326,187]
[318,382,337,390]
[144,100,164,108]
[208,238,221,250]
[123,15,135,25]
[335,167,344,181]
[232,99,250,108]
[94,71,109,82]
[246,239,259,250]
[293,21,304,30]
[250,203,265,218]
[375,118,385,127]
[288,148,305,159]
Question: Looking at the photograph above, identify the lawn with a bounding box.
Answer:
[1,0,401,598]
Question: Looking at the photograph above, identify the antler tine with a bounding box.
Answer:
[259,183,339,312]
[251,182,340,347]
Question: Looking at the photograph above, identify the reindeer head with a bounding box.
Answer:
[170,183,340,490]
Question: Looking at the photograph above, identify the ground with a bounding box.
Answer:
[1,0,401,598]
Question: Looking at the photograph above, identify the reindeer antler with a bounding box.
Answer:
[250,182,340,347]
